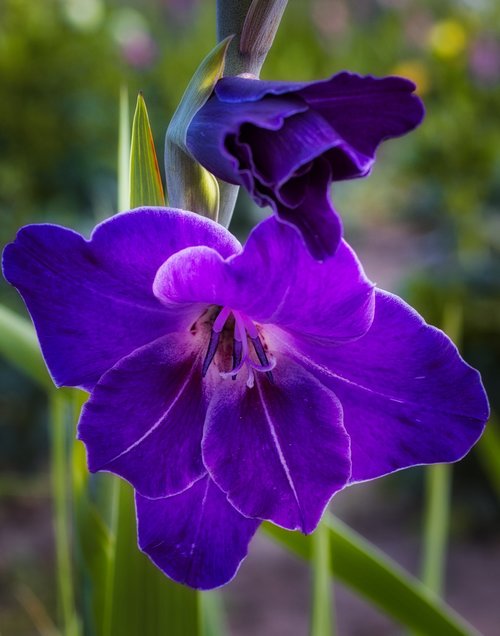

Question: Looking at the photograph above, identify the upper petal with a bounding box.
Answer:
[202,358,351,533]
[77,333,207,499]
[287,290,489,482]
[298,72,425,168]
[136,475,260,590]
[2,207,240,390]
[154,217,375,342]
[186,93,309,186]
[213,72,424,178]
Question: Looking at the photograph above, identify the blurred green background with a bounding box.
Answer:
[0,0,499,634]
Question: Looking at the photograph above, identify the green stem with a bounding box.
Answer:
[420,301,462,595]
[311,520,334,636]
[421,464,452,594]
[101,477,121,636]
[50,392,80,636]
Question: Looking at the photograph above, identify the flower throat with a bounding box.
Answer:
[200,306,275,388]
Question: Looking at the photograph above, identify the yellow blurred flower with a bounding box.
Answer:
[428,19,467,59]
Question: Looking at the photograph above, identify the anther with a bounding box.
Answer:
[202,330,220,377]
[232,339,243,381]
[251,336,275,384]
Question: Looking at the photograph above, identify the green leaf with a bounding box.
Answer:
[201,592,228,636]
[50,392,81,636]
[167,37,232,150]
[264,514,478,636]
[165,37,232,221]
[476,416,500,499]
[104,481,201,636]
[118,85,130,212]
[0,303,53,391]
[130,93,166,208]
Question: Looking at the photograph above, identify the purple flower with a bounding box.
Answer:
[2,208,488,589]
[186,72,424,260]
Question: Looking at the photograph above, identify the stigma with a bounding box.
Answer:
[201,306,275,388]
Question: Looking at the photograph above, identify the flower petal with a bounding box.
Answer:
[287,290,489,482]
[272,157,342,260]
[78,333,207,498]
[154,217,374,342]
[202,358,351,533]
[2,207,240,390]
[212,73,423,179]
[136,476,260,590]
[186,93,309,186]
[298,72,425,171]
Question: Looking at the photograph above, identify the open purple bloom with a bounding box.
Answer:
[2,208,488,589]
[186,72,424,260]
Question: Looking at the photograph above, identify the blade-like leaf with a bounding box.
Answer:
[167,37,232,150]
[201,592,228,636]
[264,514,478,636]
[118,85,130,213]
[165,37,232,221]
[130,93,166,208]
[106,482,201,636]
[0,303,53,391]
[50,392,81,636]
[476,416,500,499]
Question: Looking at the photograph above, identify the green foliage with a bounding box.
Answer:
[165,37,231,220]
[130,93,165,208]
[265,514,478,636]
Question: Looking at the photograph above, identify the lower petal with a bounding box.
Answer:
[202,358,351,533]
[274,157,342,261]
[136,476,260,590]
[78,334,207,499]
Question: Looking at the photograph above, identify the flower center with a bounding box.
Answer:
[201,306,275,388]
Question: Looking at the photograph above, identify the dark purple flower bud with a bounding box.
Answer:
[186,72,424,260]
[2,208,487,588]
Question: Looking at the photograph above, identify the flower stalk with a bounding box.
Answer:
[217,0,289,77]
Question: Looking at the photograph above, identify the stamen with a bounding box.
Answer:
[201,306,232,377]
[213,305,232,333]
[200,306,276,385]
[202,330,220,376]
[220,312,248,379]
[232,339,242,381]
[250,337,275,383]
